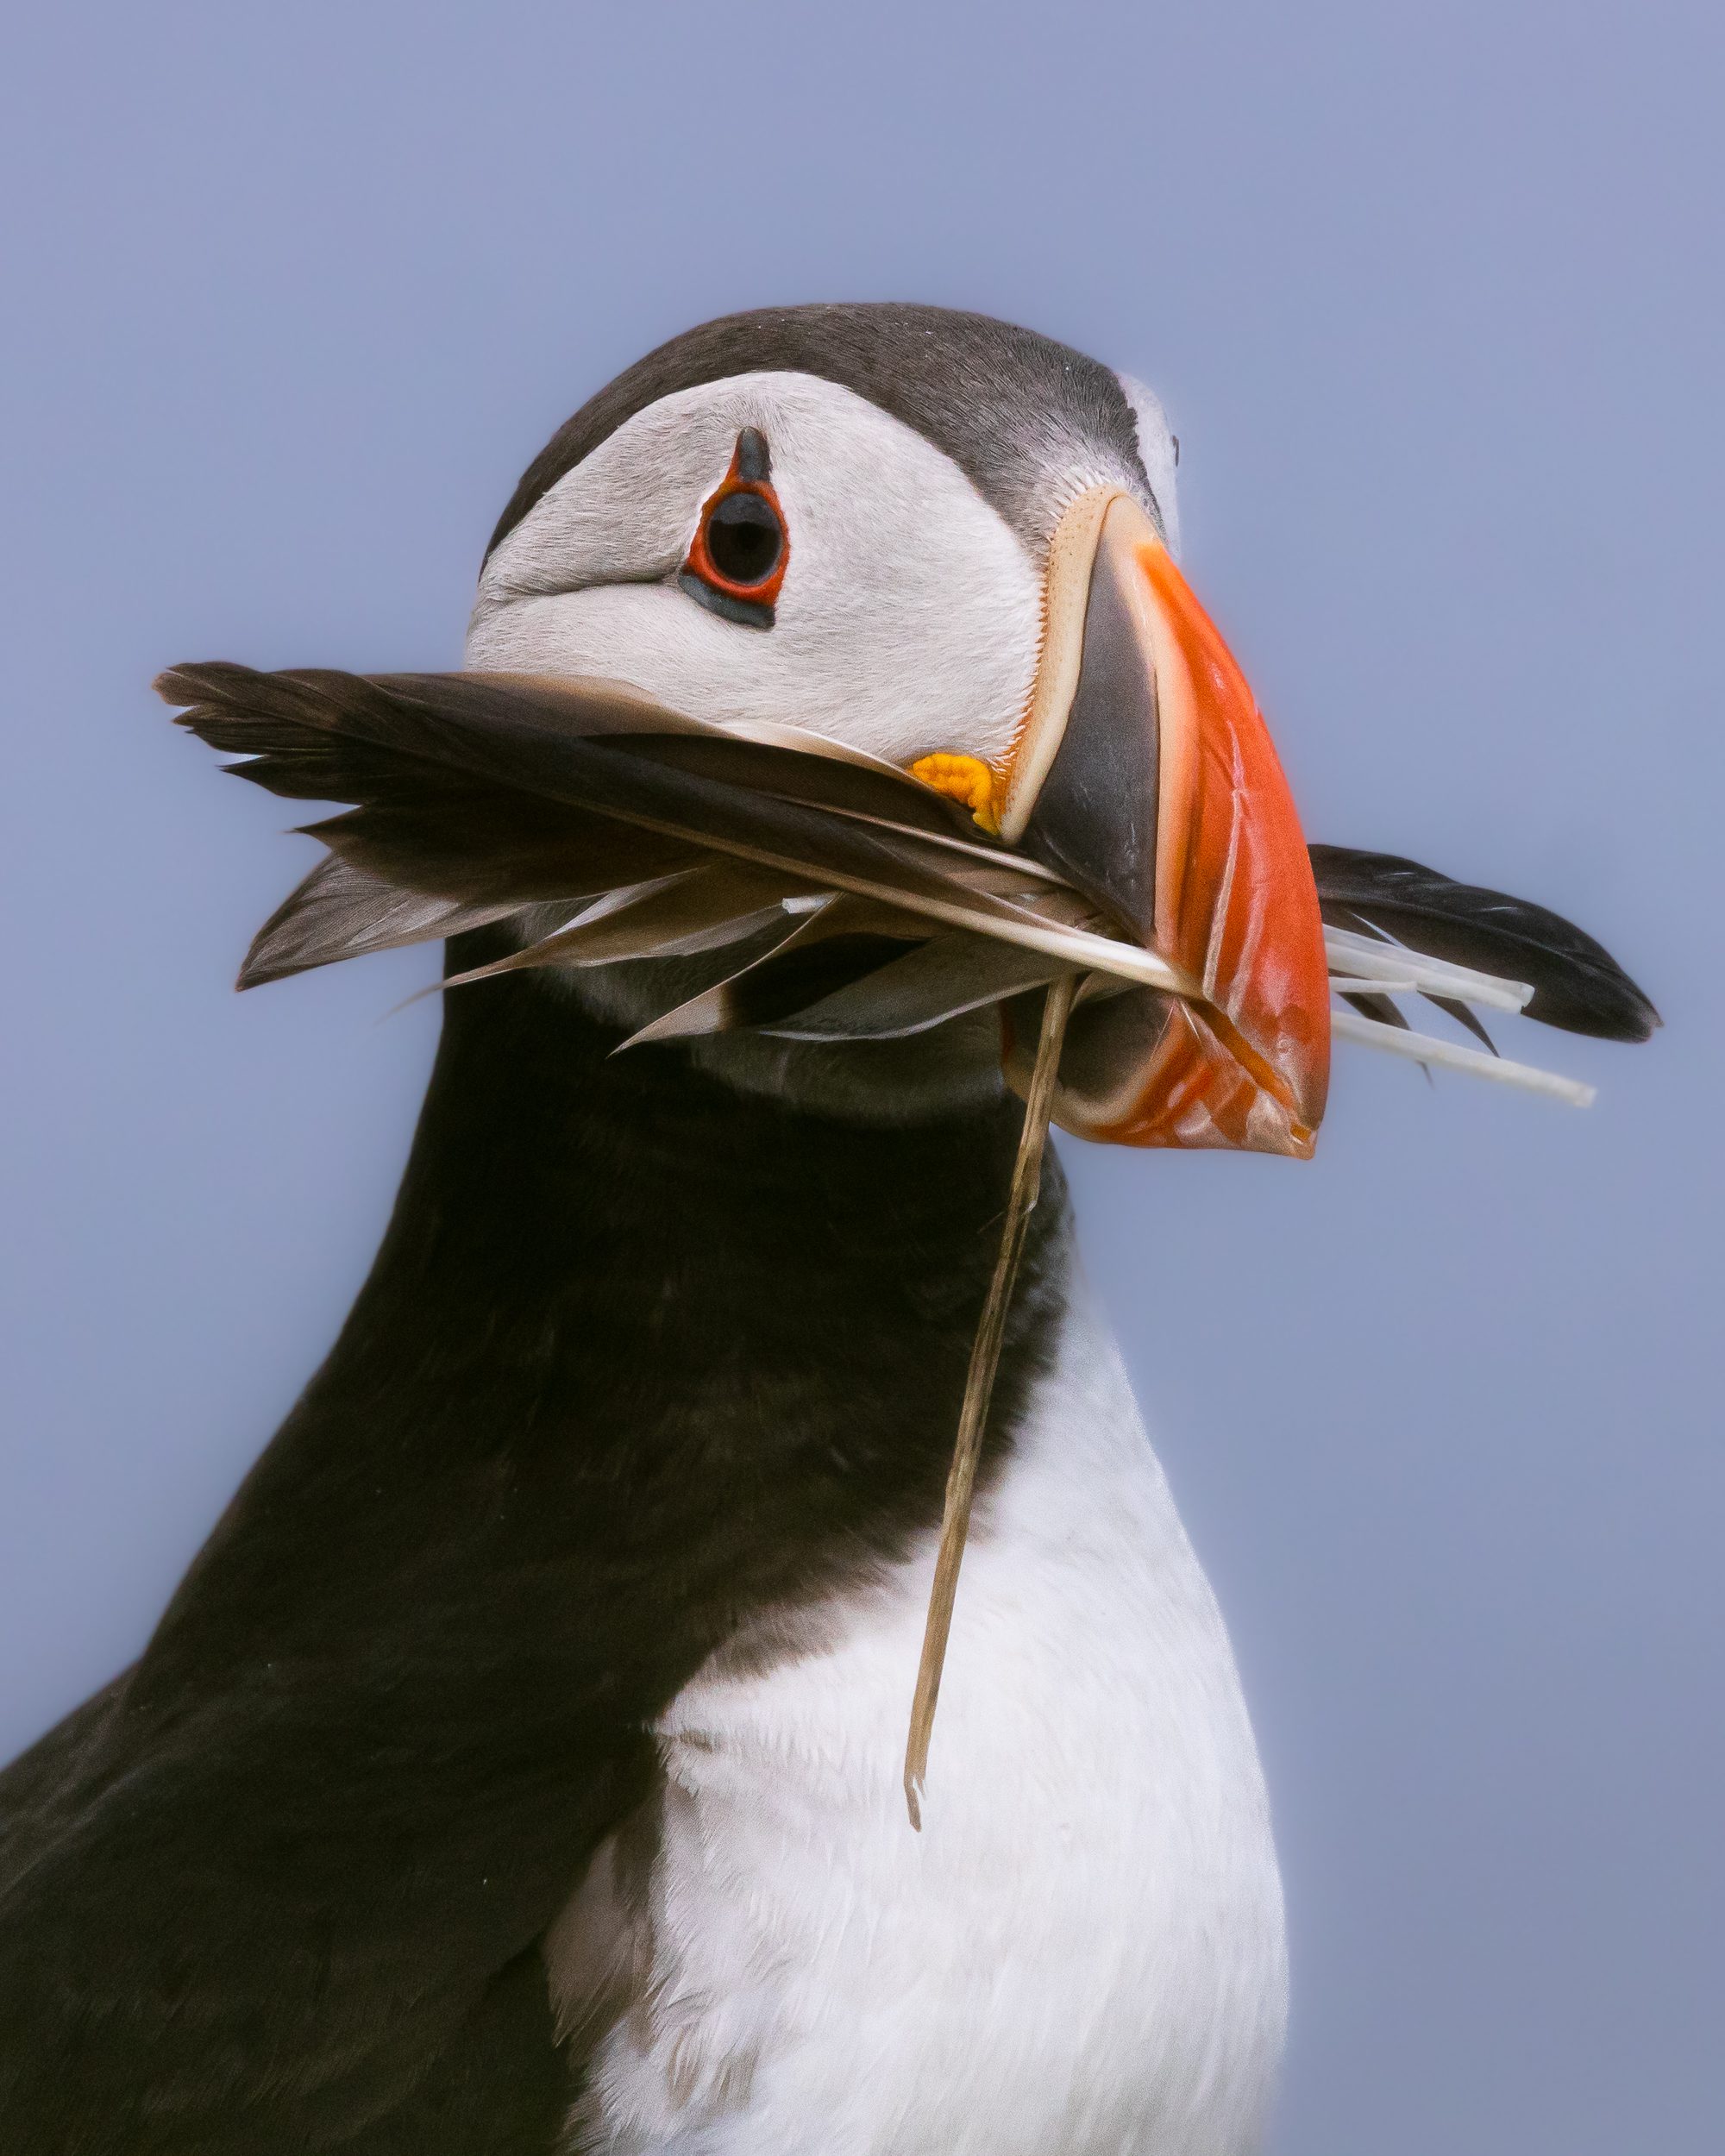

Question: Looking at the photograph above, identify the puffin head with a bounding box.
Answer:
[461,304,1329,1151]
[161,304,1653,1152]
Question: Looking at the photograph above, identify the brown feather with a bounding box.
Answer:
[439,863,819,991]
[239,855,524,988]
[165,667,1119,968]
[617,898,931,1046]
[762,933,1075,1041]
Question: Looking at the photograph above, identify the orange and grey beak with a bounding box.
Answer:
[928,487,1330,1158]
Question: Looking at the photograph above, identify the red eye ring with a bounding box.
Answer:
[681,429,789,628]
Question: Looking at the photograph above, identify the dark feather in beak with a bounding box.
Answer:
[1309,844,1659,1042]
[160,663,1659,1136]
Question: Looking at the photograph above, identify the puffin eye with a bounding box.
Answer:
[705,492,783,586]
[680,428,790,630]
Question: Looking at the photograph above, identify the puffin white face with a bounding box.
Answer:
[468,370,1148,769]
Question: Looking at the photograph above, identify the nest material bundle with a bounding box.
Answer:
[161,664,1653,1075]
[161,662,1658,1817]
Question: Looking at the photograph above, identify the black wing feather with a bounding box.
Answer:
[1309,843,1659,1041]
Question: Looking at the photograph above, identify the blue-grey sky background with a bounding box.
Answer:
[2,3,1720,2149]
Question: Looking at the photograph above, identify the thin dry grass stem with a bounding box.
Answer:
[901,971,1078,1830]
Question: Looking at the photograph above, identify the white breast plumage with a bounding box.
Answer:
[555,1275,1287,2156]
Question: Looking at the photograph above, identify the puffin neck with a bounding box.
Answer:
[359,947,1069,1371]
[139,934,1070,1730]
[242,935,1078,1646]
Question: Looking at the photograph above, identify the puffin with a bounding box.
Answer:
[0,303,1656,2156]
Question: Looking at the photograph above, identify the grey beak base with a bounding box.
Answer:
[1017,520,1160,945]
